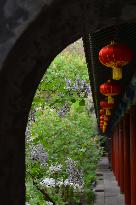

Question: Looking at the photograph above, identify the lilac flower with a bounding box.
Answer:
[65,79,71,89]
[30,144,48,166]
[63,179,83,192]
[80,80,86,90]
[56,180,63,187]
[58,104,70,117]
[73,84,79,91]
[65,78,91,99]
[66,158,84,187]
[73,78,80,90]
[92,180,97,189]
[41,178,55,187]
[46,202,53,205]
[41,178,64,188]
[63,179,71,186]
[85,85,91,94]
[49,164,62,174]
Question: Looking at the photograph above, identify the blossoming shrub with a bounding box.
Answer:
[26,104,103,204]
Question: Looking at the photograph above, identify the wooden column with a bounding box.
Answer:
[114,126,119,184]
[114,128,117,178]
[112,134,115,174]
[119,119,124,193]
[124,113,131,205]
[130,105,136,205]
[115,127,118,181]
[117,125,120,186]
[113,134,115,174]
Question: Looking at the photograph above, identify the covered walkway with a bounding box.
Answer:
[94,157,125,205]
[83,23,136,205]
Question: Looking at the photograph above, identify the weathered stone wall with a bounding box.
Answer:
[0,0,54,67]
[0,0,136,204]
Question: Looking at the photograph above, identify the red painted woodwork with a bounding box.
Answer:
[117,125,121,187]
[119,120,124,193]
[115,126,120,183]
[115,128,118,178]
[112,134,115,174]
[124,113,131,205]
[130,106,136,205]
[114,128,117,179]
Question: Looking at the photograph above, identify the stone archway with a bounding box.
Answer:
[0,0,136,204]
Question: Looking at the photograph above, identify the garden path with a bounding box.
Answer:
[94,157,125,205]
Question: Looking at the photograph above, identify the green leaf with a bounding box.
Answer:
[71,98,76,103]
[79,99,85,106]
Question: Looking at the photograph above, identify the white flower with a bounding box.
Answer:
[63,179,74,187]
[46,202,53,205]
[49,164,62,174]
[41,178,55,187]
[63,179,70,186]
[73,183,83,192]
[56,180,63,187]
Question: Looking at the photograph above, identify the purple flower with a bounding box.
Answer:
[31,144,48,166]
[85,86,91,94]
[65,79,71,89]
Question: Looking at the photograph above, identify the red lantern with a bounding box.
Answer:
[100,124,107,133]
[100,101,114,109]
[100,80,121,103]
[100,124,104,128]
[100,100,114,116]
[104,121,108,126]
[100,115,109,122]
[100,116,108,127]
[100,124,104,129]
[100,122,106,128]
[99,41,133,80]
[100,109,105,115]
[100,123,107,133]
[100,120,104,125]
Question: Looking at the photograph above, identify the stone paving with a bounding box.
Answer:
[94,157,125,205]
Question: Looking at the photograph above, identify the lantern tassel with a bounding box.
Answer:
[108,96,114,103]
[106,109,111,116]
[104,121,108,126]
[103,126,106,133]
[112,67,122,80]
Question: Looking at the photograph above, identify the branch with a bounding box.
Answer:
[26,171,56,205]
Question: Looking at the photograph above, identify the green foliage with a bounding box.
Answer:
[26,40,103,205]
[32,47,90,111]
